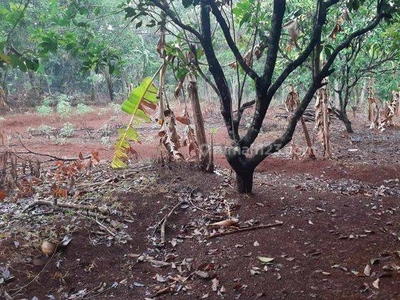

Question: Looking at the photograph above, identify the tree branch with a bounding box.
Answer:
[269,0,338,97]
[261,0,286,86]
[200,1,238,141]
[249,10,386,167]
[207,0,258,80]
[150,0,203,42]
[6,0,31,44]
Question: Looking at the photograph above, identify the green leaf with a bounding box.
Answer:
[0,53,11,64]
[124,7,136,18]
[24,58,39,71]
[182,0,193,8]
[112,75,159,169]
[135,20,143,29]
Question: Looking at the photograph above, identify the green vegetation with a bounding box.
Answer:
[59,122,74,138]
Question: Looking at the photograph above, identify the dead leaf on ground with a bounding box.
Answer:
[364,264,372,277]
[370,258,380,265]
[195,270,210,279]
[372,278,380,289]
[211,278,219,292]
[332,264,348,272]
[258,256,274,264]
[155,274,167,282]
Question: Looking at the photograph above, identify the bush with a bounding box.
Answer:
[57,100,72,116]
[59,122,74,138]
[76,103,94,114]
[36,105,53,116]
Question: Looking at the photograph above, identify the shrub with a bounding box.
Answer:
[59,122,74,138]
[76,103,94,115]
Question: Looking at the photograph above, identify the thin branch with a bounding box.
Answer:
[207,221,283,239]
[268,0,338,97]
[150,0,203,42]
[17,140,88,161]
[261,0,286,86]
[207,0,258,80]
[200,2,236,141]
[6,0,31,44]
[10,243,57,298]
[153,199,187,244]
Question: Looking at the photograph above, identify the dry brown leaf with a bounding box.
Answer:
[258,256,274,264]
[176,115,190,125]
[148,259,170,268]
[0,189,6,201]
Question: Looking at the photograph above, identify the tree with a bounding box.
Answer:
[0,0,160,104]
[331,24,399,133]
[126,0,398,193]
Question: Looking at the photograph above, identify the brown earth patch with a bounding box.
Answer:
[1,105,400,299]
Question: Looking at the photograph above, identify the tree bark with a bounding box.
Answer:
[236,168,255,194]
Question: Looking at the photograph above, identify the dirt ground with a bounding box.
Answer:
[0,103,400,300]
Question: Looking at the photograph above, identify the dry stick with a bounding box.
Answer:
[23,200,104,213]
[92,216,116,237]
[23,200,109,219]
[18,139,90,161]
[207,221,284,239]
[153,199,187,243]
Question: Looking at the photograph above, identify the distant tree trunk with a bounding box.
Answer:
[359,79,367,112]
[0,69,9,107]
[334,80,340,107]
[27,70,41,105]
[335,107,353,133]
[103,71,114,102]
[335,76,354,133]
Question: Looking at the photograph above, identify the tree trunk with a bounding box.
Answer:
[236,168,255,194]
[226,151,256,194]
[104,71,114,102]
[322,90,332,158]
[336,109,354,133]
[359,79,367,112]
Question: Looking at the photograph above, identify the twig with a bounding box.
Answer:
[10,243,57,298]
[207,221,283,239]
[23,200,106,213]
[93,217,116,237]
[18,139,90,161]
[23,200,110,220]
[153,199,187,243]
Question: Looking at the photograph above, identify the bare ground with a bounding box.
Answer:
[0,104,400,300]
